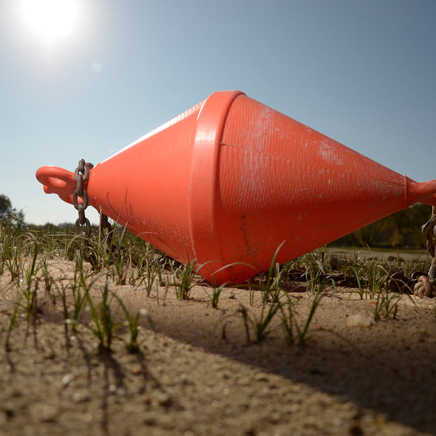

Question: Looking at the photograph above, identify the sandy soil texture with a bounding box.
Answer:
[1,252,436,436]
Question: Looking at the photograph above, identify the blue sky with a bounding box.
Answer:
[1,0,435,225]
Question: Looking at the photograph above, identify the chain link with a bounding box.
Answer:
[73,159,96,266]
[72,159,114,268]
[99,210,113,251]
[73,159,93,238]
[413,206,436,298]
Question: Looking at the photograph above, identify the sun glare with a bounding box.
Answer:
[21,0,78,43]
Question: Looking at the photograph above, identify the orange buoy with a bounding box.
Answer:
[36,91,436,284]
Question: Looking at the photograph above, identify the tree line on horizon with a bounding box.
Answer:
[329,203,431,249]
[1,194,432,249]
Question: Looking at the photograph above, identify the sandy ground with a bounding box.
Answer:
[1,251,436,436]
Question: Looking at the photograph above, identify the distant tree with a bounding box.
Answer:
[353,221,383,247]
[388,227,403,247]
[329,203,432,249]
[0,194,25,227]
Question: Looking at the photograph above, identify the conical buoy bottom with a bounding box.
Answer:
[36,91,436,285]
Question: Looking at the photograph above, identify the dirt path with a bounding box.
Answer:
[0,255,436,436]
[323,247,429,262]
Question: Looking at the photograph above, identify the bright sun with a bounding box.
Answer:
[21,0,78,43]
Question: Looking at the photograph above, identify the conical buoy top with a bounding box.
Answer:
[36,91,436,284]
